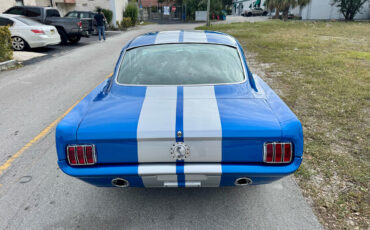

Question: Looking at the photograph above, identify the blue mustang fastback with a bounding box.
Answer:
[55,30,303,188]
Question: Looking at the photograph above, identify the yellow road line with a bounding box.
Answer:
[0,73,113,176]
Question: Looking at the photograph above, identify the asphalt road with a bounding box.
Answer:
[20,31,122,65]
[0,23,322,230]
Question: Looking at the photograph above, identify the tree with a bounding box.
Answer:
[297,0,311,16]
[264,0,311,19]
[332,0,368,20]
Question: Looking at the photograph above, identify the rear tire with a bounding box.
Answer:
[68,35,81,44]
[262,11,268,16]
[11,36,28,51]
[247,12,252,17]
[57,28,68,44]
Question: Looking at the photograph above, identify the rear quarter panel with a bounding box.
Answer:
[55,78,111,161]
[253,75,304,157]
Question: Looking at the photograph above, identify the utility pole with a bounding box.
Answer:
[138,0,143,22]
[206,0,210,26]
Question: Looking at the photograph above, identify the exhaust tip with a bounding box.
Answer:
[112,178,129,188]
[235,177,252,186]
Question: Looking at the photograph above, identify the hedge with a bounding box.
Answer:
[117,17,132,30]
[102,8,113,24]
[123,3,138,26]
[0,26,13,62]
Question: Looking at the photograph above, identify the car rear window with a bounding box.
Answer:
[4,7,24,15]
[46,9,60,17]
[15,16,43,26]
[0,17,14,26]
[25,8,41,17]
[117,44,245,85]
[65,12,77,17]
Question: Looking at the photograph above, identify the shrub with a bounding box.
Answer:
[96,7,113,24]
[117,17,132,30]
[124,3,138,26]
[101,8,113,24]
[0,26,13,62]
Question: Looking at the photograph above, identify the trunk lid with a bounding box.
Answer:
[77,85,282,163]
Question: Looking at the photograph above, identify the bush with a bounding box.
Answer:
[0,26,13,62]
[101,8,113,24]
[96,7,113,24]
[124,3,138,25]
[117,17,132,30]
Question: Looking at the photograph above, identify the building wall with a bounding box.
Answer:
[292,0,370,20]
[232,0,266,15]
[0,0,45,13]
[112,0,128,25]
[54,0,111,16]
[50,0,128,26]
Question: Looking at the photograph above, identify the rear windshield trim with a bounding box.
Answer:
[114,43,248,87]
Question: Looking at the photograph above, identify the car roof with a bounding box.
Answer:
[0,13,21,18]
[127,30,239,49]
[9,6,53,9]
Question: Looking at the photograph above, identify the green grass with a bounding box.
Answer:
[198,21,370,229]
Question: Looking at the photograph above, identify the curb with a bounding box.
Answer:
[0,59,17,71]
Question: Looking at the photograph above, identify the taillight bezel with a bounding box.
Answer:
[66,144,96,166]
[263,142,293,164]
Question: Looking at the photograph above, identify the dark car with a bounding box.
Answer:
[4,6,89,44]
[65,10,97,35]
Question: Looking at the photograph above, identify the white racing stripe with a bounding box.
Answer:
[138,164,222,187]
[139,164,177,187]
[137,87,178,187]
[155,31,181,44]
[183,31,207,43]
[185,164,222,187]
[137,87,177,163]
[183,86,222,163]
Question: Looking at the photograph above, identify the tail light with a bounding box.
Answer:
[67,145,96,166]
[31,29,45,34]
[77,21,82,29]
[264,142,293,164]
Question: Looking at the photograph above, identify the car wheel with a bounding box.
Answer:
[57,28,69,44]
[68,35,81,44]
[262,11,268,16]
[12,36,27,51]
[247,12,252,17]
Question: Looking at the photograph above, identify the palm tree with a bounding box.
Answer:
[264,0,279,18]
[264,0,311,19]
[297,0,311,16]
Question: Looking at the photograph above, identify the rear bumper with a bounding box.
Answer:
[28,35,61,48]
[58,157,302,187]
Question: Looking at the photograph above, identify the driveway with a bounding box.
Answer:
[0,23,321,229]
[12,31,121,65]
[213,15,269,24]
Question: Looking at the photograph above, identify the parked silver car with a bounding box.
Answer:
[242,7,268,17]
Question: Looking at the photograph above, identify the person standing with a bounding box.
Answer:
[94,8,106,41]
